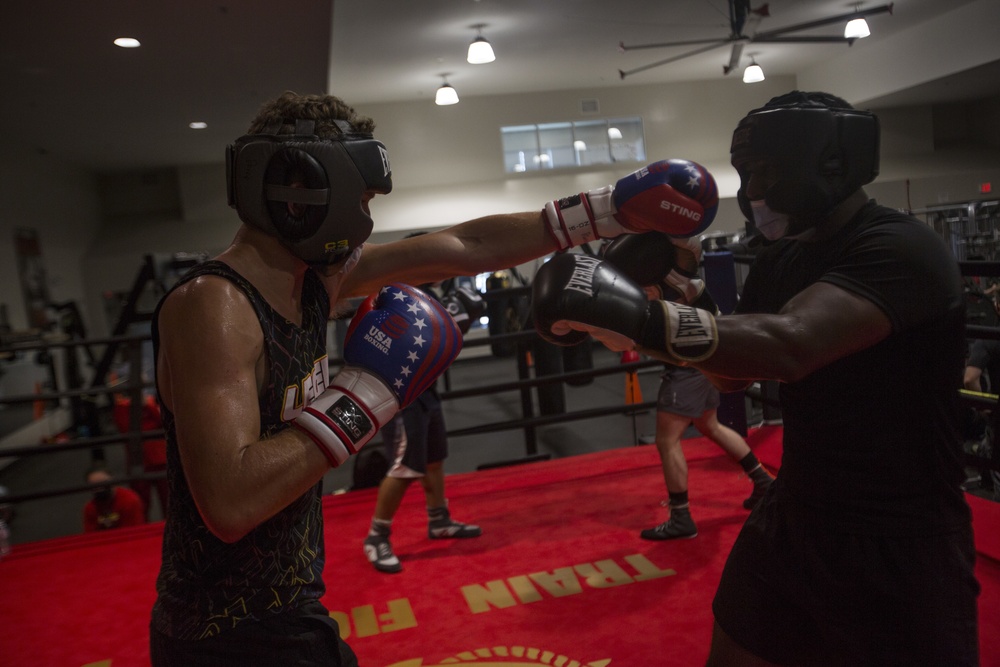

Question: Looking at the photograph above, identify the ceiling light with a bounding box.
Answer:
[435,75,459,106]
[743,57,765,83]
[608,127,623,140]
[188,122,207,130]
[467,24,495,64]
[113,37,141,48]
[844,17,871,39]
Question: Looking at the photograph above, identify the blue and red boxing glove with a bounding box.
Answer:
[543,159,718,249]
[294,284,462,467]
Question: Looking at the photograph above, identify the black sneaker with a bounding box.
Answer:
[640,510,697,541]
[743,477,773,510]
[363,533,402,573]
[428,507,482,539]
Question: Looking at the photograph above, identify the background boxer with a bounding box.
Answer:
[363,232,486,574]
[601,233,773,541]
[149,90,721,666]
[532,91,979,666]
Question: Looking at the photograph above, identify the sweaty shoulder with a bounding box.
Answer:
[158,274,265,365]
[161,274,257,327]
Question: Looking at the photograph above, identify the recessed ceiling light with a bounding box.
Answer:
[188,122,208,130]
[113,37,141,48]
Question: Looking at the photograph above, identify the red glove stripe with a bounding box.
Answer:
[292,421,349,467]
[624,188,705,236]
[555,205,574,246]
[345,293,377,342]
[391,284,463,405]
[579,192,598,237]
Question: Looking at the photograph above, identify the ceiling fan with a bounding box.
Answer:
[618,1,894,80]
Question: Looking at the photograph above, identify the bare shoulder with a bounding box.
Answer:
[158,275,263,358]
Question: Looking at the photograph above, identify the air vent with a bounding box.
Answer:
[580,98,599,114]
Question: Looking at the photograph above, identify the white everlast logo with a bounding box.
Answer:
[364,326,393,354]
[664,302,718,363]
[674,306,710,344]
[565,256,601,296]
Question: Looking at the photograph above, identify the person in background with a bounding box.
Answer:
[363,244,487,573]
[602,232,773,541]
[113,393,170,520]
[532,91,979,666]
[82,464,146,532]
[148,89,720,666]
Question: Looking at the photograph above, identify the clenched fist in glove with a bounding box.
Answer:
[440,284,487,335]
[543,159,718,250]
[294,284,462,467]
[531,253,718,366]
[602,232,719,314]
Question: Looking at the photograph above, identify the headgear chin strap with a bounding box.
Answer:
[730,96,879,223]
[226,119,392,267]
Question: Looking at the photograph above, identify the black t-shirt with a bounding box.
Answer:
[738,201,970,535]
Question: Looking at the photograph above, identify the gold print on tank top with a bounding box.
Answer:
[281,355,330,421]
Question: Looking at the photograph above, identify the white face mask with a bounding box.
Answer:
[750,199,790,241]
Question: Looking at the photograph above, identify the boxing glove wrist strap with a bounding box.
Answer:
[293,367,399,467]
[544,186,622,249]
[641,300,718,364]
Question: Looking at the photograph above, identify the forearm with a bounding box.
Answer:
[692,314,810,383]
[339,212,554,299]
[186,427,329,543]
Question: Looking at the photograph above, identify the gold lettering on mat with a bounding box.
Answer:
[461,553,675,614]
[329,598,417,639]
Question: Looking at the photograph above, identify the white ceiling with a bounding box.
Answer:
[2,0,996,172]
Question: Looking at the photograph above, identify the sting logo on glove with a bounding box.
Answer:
[322,396,374,442]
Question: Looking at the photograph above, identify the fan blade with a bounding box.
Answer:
[619,41,731,79]
[753,3,893,41]
[723,42,745,75]
[731,0,751,36]
[620,37,740,52]
[751,35,854,44]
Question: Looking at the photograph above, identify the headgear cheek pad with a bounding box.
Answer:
[226,120,392,267]
[730,103,879,221]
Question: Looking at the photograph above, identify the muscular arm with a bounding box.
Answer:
[156,276,329,543]
[337,211,555,299]
[692,281,893,390]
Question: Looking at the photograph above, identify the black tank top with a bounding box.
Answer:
[150,260,331,640]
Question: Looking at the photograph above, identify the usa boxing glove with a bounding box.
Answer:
[543,159,718,250]
[531,253,717,365]
[294,284,462,467]
[602,232,719,314]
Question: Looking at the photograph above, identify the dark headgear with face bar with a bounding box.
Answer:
[226,118,392,267]
[730,91,879,223]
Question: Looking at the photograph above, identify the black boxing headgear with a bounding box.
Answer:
[226,118,392,267]
[730,91,879,221]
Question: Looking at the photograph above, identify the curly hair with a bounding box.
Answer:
[246,91,376,138]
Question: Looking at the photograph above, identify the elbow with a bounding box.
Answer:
[198,502,256,544]
[208,523,251,545]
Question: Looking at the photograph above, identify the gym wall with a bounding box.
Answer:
[1,76,998,341]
